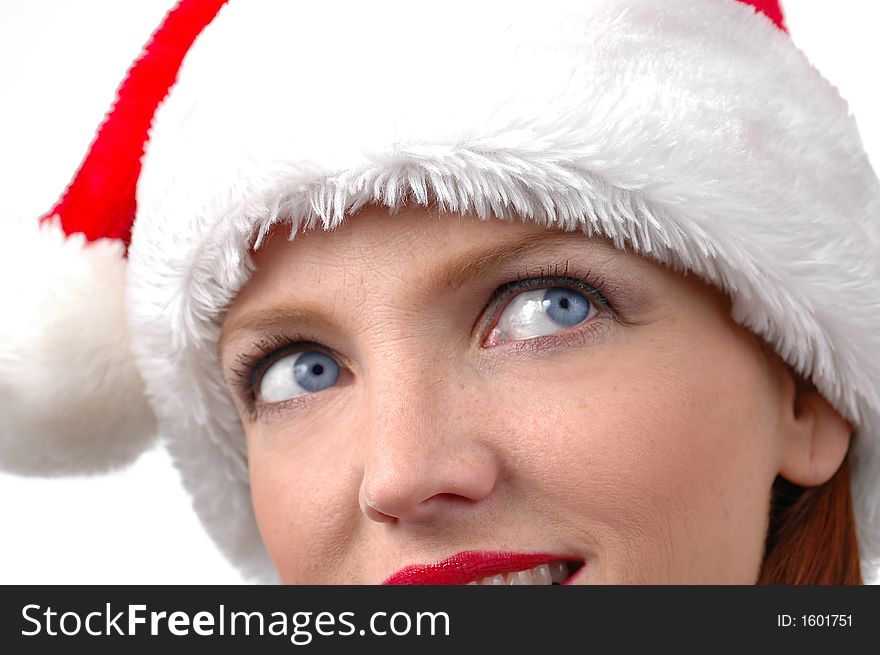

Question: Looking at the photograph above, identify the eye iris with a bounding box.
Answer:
[292,351,339,392]
[543,287,590,327]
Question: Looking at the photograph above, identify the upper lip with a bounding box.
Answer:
[382,550,580,585]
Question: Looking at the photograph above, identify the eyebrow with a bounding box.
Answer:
[426,229,609,296]
[218,228,613,357]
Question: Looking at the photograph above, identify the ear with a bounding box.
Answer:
[778,376,852,488]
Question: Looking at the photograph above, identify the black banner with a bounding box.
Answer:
[1,586,875,652]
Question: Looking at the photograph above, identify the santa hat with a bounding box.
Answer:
[2,0,878,583]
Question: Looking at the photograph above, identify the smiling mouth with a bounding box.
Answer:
[465,560,582,585]
[382,551,585,585]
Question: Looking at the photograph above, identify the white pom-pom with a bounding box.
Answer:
[0,217,156,475]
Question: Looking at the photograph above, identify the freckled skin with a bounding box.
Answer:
[221,206,850,584]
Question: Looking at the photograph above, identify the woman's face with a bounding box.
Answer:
[219,206,803,584]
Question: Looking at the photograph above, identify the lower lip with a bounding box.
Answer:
[383,551,583,585]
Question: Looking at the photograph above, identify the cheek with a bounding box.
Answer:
[247,427,360,583]
[489,334,781,582]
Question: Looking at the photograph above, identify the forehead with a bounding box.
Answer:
[249,205,622,276]
[220,205,734,352]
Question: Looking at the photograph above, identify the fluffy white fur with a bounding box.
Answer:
[125,0,880,582]
[0,217,156,475]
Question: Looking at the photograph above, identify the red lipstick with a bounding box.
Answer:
[383,550,581,585]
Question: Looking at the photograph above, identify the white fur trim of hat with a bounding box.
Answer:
[2,0,878,583]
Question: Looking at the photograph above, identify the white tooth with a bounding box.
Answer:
[483,574,505,585]
[533,564,553,585]
[516,570,535,585]
[505,571,518,584]
[467,581,478,585]
[507,569,533,585]
[549,561,567,583]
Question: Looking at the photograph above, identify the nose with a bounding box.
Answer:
[358,378,500,524]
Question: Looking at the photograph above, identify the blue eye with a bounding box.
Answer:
[258,350,340,403]
[543,287,592,326]
[486,286,597,346]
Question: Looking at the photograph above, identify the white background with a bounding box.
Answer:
[0,1,878,584]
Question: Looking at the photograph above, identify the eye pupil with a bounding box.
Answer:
[312,364,324,375]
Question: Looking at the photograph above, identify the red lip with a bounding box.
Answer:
[383,550,579,585]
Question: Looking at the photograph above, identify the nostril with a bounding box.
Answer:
[359,488,398,523]
[423,492,478,506]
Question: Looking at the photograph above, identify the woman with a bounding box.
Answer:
[225,205,858,584]
[1,0,878,584]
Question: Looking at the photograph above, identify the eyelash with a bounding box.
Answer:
[229,261,619,423]
[229,333,329,424]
